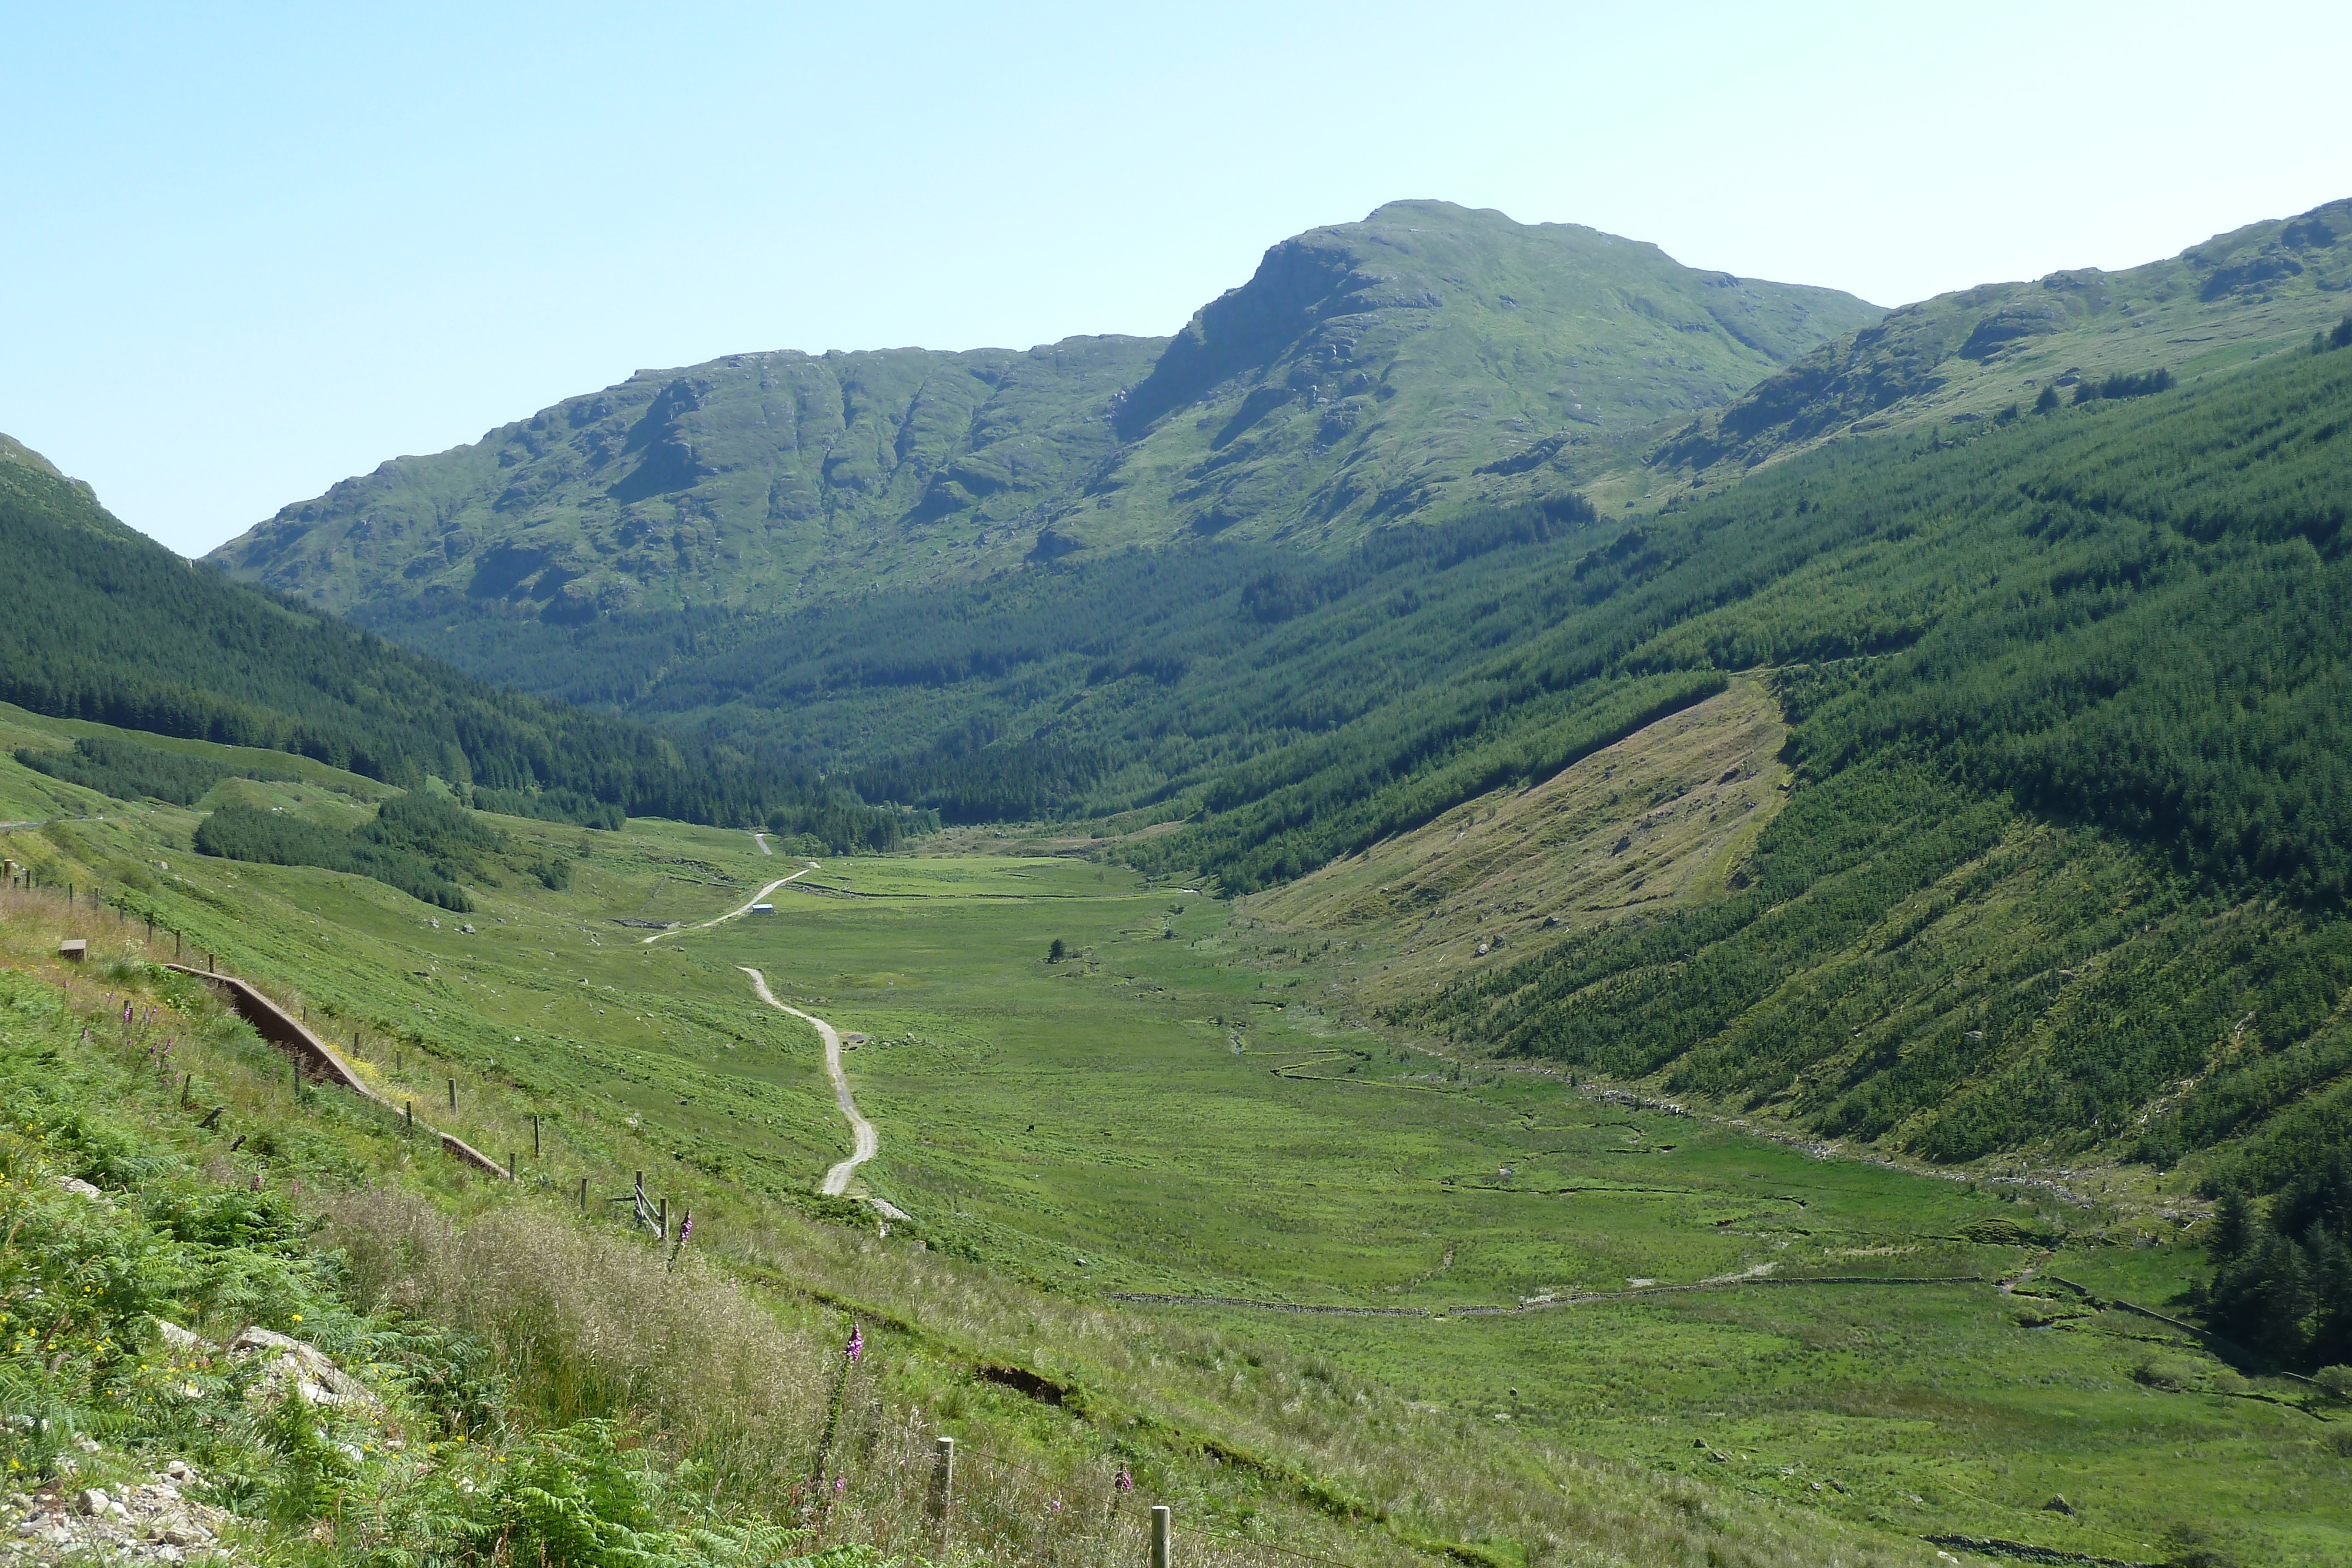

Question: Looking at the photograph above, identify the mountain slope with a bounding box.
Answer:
[1087,199,1879,542]
[1180,342,2352,1216]
[506,340,2352,1202]
[214,336,1164,625]
[205,201,1877,633]
[1654,196,2352,480]
[0,437,910,835]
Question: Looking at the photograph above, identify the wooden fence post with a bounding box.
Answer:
[579,1176,588,1213]
[447,1078,457,1112]
[927,1435,954,1527]
[532,1114,541,1157]
[507,1151,517,1181]
[1151,1505,1171,1568]
[405,1100,414,1134]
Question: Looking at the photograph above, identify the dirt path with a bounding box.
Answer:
[1111,1272,1989,1319]
[739,966,878,1198]
[640,865,813,944]
[753,831,773,856]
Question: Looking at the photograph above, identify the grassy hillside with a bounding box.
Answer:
[1,723,1999,1568]
[1147,336,2352,887]
[204,202,1875,639]
[0,441,922,845]
[1088,200,1876,543]
[1652,196,2352,485]
[4,721,2348,1566]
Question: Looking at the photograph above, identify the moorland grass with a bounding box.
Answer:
[4,717,2348,1564]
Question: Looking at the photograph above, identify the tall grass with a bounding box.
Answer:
[325,1186,833,1499]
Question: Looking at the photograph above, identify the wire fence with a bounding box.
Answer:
[789,1410,1369,1568]
[4,879,1384,1568]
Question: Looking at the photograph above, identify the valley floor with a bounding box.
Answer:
[2,701,2347,1567]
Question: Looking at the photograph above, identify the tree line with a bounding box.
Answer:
[0,459,931,843]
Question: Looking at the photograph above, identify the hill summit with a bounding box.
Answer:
[206,202,1879,629]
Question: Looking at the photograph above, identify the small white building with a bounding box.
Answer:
[750,902,774,914]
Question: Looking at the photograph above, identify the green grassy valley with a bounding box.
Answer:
[3,707,2348,1567]
[6,183,2352,1568]
[0,717,1954,1568]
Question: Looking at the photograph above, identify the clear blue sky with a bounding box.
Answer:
[5,1,2347,556]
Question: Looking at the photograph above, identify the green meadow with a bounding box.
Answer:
[693,858,2348,1567]
[4,708,2348,1567]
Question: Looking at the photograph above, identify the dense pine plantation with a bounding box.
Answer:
[480,342,2352,914]
[15,733,300,805]
[1360,345,2352,1360]
[2204,1162,2352,1371]
[0,456,923,844]
[191,787,548,912]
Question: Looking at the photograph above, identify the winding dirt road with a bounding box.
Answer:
[740,966,877,1198]
[640,865,814,944]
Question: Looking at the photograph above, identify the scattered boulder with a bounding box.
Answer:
[2042,1494,2077,1516]
[50,1176,108,1204]
[152,1320,206,1355]
[227,1326,378,1411]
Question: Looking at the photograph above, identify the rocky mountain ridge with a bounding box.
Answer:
[205,200,1881,627]
[1654,196,2352,479]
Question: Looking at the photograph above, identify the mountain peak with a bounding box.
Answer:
[0,431,67,480]
[208,203,1879,628]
